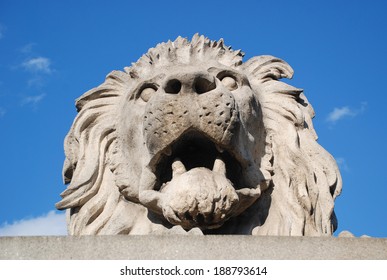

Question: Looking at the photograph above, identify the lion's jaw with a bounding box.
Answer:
[131,65,265,230]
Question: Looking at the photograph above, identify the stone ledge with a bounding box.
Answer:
[1,236,386,260]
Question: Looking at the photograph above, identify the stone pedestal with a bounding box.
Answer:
[1,236,386,259]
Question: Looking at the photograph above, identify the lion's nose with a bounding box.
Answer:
[163,72,216,95]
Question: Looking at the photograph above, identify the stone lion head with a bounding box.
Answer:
[56,34,342,236]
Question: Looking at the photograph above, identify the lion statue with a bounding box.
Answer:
[56,34,342,236]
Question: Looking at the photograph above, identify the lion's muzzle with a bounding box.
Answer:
[143,69,239,160]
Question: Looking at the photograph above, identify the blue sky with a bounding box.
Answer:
[0,0,386,237]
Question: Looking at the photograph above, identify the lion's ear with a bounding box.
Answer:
[242,55,303,96]
[243,55,294,80]
[75,70,130,111]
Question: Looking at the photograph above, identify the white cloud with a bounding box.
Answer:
[20,43,36,54]
[27,76,45,88]
[0,107,5,118]
[326,106,355,123]
[22,57,52,73]
[0,211,67,236]
[21,93,46,106]
[335,157,349,172]
[326,102,367,123]
[0,24,5,40]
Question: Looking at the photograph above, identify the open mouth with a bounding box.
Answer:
[150,130,243,191]
[138,129,262,230]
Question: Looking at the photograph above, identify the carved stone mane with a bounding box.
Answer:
[57,34,342,235]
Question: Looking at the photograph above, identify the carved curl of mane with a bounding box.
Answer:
[242,57,342,235]
[57,35,341,235]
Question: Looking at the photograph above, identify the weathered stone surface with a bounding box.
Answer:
[1,236,386,260]
[56,34,342,236]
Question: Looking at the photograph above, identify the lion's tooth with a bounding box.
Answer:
[159,183,166,191]
[172,158,186,177]
[215,145,224,153]
[213,157,226,175]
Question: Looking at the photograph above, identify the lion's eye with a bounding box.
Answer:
[220,76,238,91]
[140,86,157,102]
